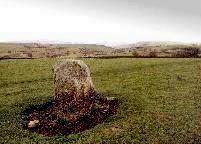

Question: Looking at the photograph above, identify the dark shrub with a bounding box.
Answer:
[132,51,140,57]
[176,47,200,58]
[148,51,157,58]
[27,52,33,58]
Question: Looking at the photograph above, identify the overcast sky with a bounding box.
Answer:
[0,0,201,44]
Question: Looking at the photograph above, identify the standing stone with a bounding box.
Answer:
[53,59,96,122]
[53,59,95,100]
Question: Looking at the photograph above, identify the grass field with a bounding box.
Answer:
[1,58,201,143]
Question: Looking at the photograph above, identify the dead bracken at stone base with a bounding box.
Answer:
[21,95,118,137]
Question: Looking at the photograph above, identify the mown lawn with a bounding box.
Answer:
[0,58,201,143]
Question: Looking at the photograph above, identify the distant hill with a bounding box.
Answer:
[111,41,200,49]
[0,42,114,59]
[1,41,201,59]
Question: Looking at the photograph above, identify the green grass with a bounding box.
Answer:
[1,58,201,143]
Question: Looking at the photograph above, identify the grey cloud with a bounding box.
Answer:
[1,0,201,42]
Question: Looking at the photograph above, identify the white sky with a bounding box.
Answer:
[0,0,201,44]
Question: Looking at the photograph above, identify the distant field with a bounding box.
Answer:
[1,58,201,143]
[0,43,113,59]
[1,42,201,59]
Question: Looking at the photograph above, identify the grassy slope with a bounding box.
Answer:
[0,58,201,143]
[0,43,113,53]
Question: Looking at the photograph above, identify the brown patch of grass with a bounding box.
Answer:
[102,125,123,136]
[148,111,174,125]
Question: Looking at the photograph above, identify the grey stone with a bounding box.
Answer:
[53,59,96,101]
[28,120,39,128]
